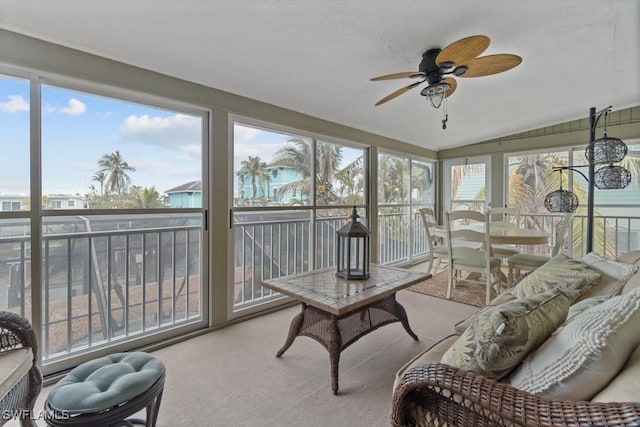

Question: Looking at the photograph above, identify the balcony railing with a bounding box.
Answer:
[0,214,203,363]
[3,208,635,361]
[231,209,640,310]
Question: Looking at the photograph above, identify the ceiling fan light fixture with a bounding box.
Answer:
[421,82,450,108]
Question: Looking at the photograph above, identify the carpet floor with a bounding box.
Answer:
[408,270,495,307]
[17,291,477,427]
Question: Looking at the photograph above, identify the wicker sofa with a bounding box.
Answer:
[0,311,42,427]
[392,251,640,427]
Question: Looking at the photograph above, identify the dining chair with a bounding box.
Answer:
[445,210,502,305]
[418,207,449,275]
[507,212,574,283]
[489,206,522,261]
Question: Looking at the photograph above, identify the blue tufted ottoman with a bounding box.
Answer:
[44,352,165,427]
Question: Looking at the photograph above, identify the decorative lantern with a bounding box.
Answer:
[336,206,370,280]
[544,189,579,213]
[594,165,632,190]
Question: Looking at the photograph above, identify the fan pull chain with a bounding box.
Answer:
[441,99,448,130]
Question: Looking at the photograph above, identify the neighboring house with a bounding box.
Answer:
[0,194,24,211]
[236,165,303,204]
[166,180,202,208]
[47,194,86,209]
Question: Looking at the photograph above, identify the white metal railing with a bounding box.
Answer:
[231,209,640,309]
[0,214,202,363]
[520,212,640,259]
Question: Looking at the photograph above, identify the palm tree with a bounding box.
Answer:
[272,139,343,205]
[237,156,269,200]
[378,155,408,204]
[97,151,136,195]
[128,186,164,208]
[335,156,364,205]
[92,171,108,196]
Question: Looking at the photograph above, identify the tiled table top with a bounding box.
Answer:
[261,264,430,315]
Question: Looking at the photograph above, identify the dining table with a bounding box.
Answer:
[432,223,551,245]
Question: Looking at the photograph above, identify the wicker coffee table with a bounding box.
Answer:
[262,264,430,394]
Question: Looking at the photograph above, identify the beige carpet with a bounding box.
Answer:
[17,291,477,427]
[408,270,493,307]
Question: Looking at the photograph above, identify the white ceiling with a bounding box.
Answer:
[1,0,638,151]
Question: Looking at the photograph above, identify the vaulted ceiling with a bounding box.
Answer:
[1,0,638,151]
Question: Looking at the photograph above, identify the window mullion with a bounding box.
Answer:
[29,74,43,360]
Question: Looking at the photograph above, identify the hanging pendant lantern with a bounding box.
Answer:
[336,206,370,280]
[544,172,579,213]
[585,134,628,165]
[544,189,579,213]
[594,165,632,190]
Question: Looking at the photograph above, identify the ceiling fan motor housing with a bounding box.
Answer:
[419,48,444,85]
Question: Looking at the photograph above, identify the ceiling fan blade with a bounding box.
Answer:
[460,54,522,78]
[374,81,422,106]
[370,71,424,81]
[436,35,490,67]
[443,77,457,98]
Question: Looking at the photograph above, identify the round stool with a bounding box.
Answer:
[44,352,165,427]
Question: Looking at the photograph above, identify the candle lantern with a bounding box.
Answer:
[336,206,370,280]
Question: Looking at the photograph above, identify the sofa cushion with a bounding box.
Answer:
[441,290,570,380]
[574,252,639,300]
[453,291,517,335]
[512,254,601,301]
[565,295,610,323]
[0,348,33,401]
[580,252,638,280]
[508,286,640,401]
[591,345,640,403]
[393,334,459,392]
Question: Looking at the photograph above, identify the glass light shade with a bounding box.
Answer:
[421,83,450,109]
[544,189,579,213]
[594,165,632,190]
[585,134,628,165]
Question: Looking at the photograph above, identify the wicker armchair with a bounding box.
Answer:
[0,311,42,427]
[391,363,640,427]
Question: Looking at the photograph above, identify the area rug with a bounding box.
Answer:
[408,270,491,307]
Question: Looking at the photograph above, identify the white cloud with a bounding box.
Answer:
[120,113,202,152]
[58,98,87,116]
[42,98,87,116]
[234,125,262,143]
[0,95,29,113]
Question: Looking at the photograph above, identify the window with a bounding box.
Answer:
[506,144,640,258]
[2,201,21,211]
[0,71,208,373]
[378,153,436,265]
[232,120,367,314]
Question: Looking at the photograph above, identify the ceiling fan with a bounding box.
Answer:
[370,35,522,129]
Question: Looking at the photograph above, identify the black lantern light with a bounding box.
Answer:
[544,106,632,253]
[544,188,579,213]
[336,206,370,280]
[594,164,632,190]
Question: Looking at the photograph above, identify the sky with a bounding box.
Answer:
[0,75,362,198]
[0,75,202,196]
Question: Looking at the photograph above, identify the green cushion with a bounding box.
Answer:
[47,352,165,414]
[512,254,602,301]
[441,290,571,380]
[432,245,449,255]
[454,255,501,269]
[493,245,520,257]
[508,253,551,268]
